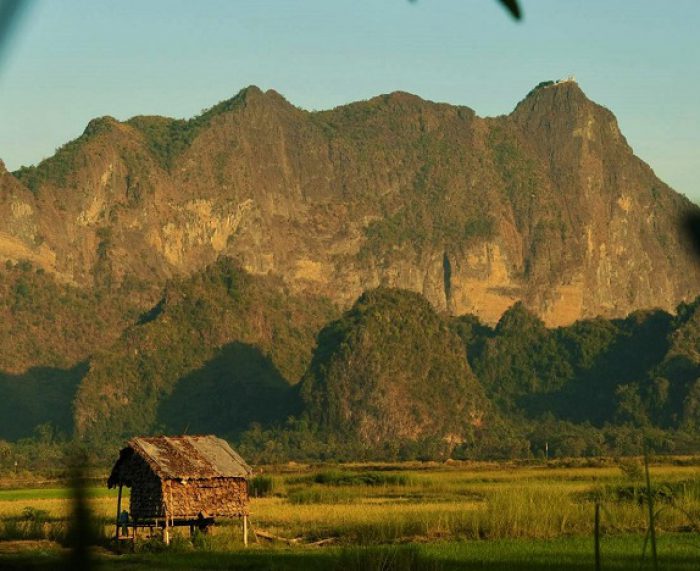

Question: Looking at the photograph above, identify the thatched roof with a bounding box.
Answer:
[108,435,252,488]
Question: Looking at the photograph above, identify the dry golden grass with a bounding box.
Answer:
[245,460,700,543]
[0,460,697,545]
[0,496,115,520]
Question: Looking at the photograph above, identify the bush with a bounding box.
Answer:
[617,458,644,481]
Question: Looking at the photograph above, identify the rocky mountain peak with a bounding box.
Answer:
[510,78,627,162]
[511,77,609,130]
[514,77,586,111]
[372,91,428,108]
[218,85,293,115]
[82,115,122,138]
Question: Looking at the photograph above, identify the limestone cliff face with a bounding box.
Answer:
[3,81,699,325]
[0,160,57,274]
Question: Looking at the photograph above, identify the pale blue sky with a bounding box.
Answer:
[1,1,698,201]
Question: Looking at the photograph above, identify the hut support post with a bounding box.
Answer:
[115,483,123,540]
[243,515,248,546]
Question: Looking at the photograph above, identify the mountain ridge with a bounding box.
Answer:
[2,80,699,327]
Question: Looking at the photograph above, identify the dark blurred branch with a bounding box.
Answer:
[0,0,30,70]
[407,1,522,21]
[683,210,700,259]
[498,0,522,20]
[65,448,95,571]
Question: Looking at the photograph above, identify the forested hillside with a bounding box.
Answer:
[73,258,336,445]
[298,289,518,459]
[1,266,699,467]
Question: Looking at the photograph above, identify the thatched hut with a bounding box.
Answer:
[108,435,253,544]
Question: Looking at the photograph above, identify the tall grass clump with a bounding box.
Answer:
[250,475,277,498]
[287,487,356,505]
[347,517,426,545]
[483,484,585,538]
[666,478,700,531]
[0,507,52,540]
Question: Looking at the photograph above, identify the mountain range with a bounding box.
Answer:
[1,79,699,454]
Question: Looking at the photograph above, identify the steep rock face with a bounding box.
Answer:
[3,81,699,325]
[506,80,697,324]
[0,160,55,274]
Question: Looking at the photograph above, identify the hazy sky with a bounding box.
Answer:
[1,0,698,201]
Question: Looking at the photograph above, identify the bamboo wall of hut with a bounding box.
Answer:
[108,435,252,523]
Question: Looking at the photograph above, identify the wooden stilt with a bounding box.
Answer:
[243,515,248,547]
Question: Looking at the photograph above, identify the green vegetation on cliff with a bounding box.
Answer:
[126,86,258,169]
[1,250,699,465]
[73,258,336,446]
[300,289,494,454]
[0,261,129,373]
[451,300,700,457]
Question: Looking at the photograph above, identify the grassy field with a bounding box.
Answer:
[0,459,698,569]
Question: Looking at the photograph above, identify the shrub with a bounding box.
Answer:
[618,458,644,481]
